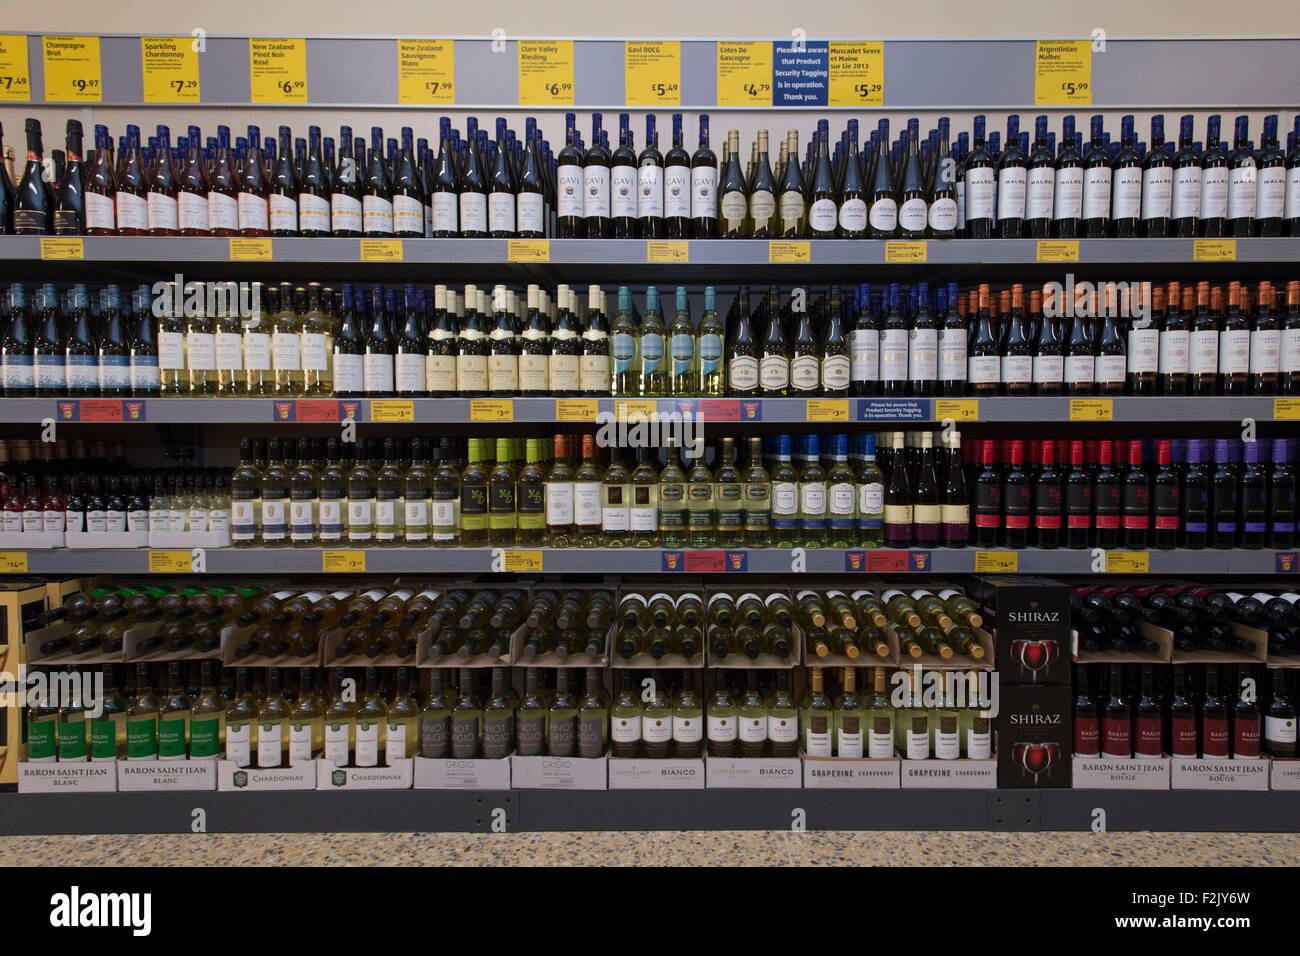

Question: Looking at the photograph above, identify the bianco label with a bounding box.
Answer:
[611,715,641,743]
[708,715,739,743]
[1111,166,1142,219]
[643,717,672,744]
[1127,327,1159,373]
[768,715,797,743]
[672,714,701,743]
[1025,167,1055,219]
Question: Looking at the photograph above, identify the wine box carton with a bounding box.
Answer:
[901,758,998,789]
[1170,757,1270,791]
[66,530,150,549]
[509,751,608,789]
[1269,759,1300,790]
[705,754,802,788]
[414,754,511,790]
[802,755,902,789]
[978,577,1069,684]
[217,759,316,791]
[317,757,414,790]
[18,760,118,792]
[116,757,217,791]
[996,684,1073,788]
[609,755,706,789]
[1070,756,1171,789]
[1,579,50,671]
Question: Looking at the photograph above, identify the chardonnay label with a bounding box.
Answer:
[837,718,864,759]
[790,355,820,392]
[226,721,252,766]
[729,355,758,391]
[804,715,831,757]
[289,723,314,764]
[355,721,379,766]
[868,718,894,758]
[324,722,349,764]
[967,717,992,759]
[822,354,850,390]
[935,716,960,759]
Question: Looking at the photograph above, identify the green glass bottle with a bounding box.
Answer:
[640,286,668,397]
[573,434,604,547]
[545,434,574,547]
[610,286,641,396]
[797,434,827,548]
[856,433,885,548]
[706,672,739,757]
[826,433,857,548]
[769,434,799,547]
[739,436,772,548]
[430,440,461,547]
[516,437,548,546]
[737,671,769,757]
[672,670,704,757]
[866,666,896,758]
[610,670,643,758]
[686,443,715,548]
[789,286,821,396]
[668,286,697,396]
[230,435,261,547]
[488,437,517,546]
[375,437,405,546]
[697,287,725,397]
[800,668,833,757]
[259,437,291,548]
[759,286,790,397]
[459,437,490,546]
[126,663,160,760]
[545,670,578,757]
[727,285,759,397]
[345,437,377,545]
[657,438,688,549]
[833,667,866,758]
[713,437,743,547]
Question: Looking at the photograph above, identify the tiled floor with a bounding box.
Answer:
[2,831,1296,866]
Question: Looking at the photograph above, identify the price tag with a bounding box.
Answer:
[42,36,101,101]
[624,41,680,106]
[370,400,415,422]
[646,240,689,263]
[974,551,1018,573]
[885,241,926,263]
[716,41,772,106]
[518,40,574,106]
[78,400,124,422]
[1034,40,1091,105]
[359,239,403,261]
[1193,239,1236,262]
[828,41,884,106]
[1275,399,1300,420]
[397,38,454,104]
[141,37,200,102]
[806,399,849,422]
[0,551,28,573]
[1069,399,1113,421]
[0,35,32,101]
[322,550,366,573]
[470,399,514,422]
[935,400,978,422]
[40,238,83,260]
[556,399,598,421]
[148,550,191,573]
[507,239,549,262]
[615,400,658,420]
[249,38,308,103]
[502,550,543,573]
[769,241,810,263]
[1036,240,1079,262]
[1106,551,1149,574]
[229,238,272,261]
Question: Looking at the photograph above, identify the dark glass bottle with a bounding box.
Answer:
[966,284,999,396]
[1199,115,1228,237]
[362,126,395,237]
[1170,115,1202,237]
[995,114,1027,238]
[1080,114,1112,238]
[689,115,718,239]
[1001,441,1030,549]
[663,113,691,239]
[1208,439,1238,550]
[1093,440,1120,549]
[1053,114,1083,238]
[1269,438,1295,550]
[297,126,331,237]
[1180,439,1209,550]
[1140,114,1172,237]
[1110,115,1142,237]
[1226,115,1257,237]
[1033,440,1062,549]
[1065,440,1091,548]
[972,440,1001,547]
[636,114,664,239]
[53,120,85,235]
[14,119,51,235]
[1151,440,1179,550]
[962,115,995,238]
[609,113,638,239]
[485,119,516,239]
[1000,284,1032,396]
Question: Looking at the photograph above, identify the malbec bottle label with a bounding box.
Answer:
[1053,167,1083,219]
[1172,167,1202,219]
[1141,167,1173,220]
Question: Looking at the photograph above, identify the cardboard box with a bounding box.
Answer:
[705,756,801,788]
[976,576,1069,684]
[414,624,511,668]
[23,621,122,665]
[901,757,998,789]
[1070,755,1171,790]
[996,684,1073,789]
[1269,759,1300,790]
[1170,757,1270,791]
[510,753,608,789]
[608,756,705,789]
[1,580,50,671]
[116,757,217,791]
[1072,621,1173,664]
[316,758,414,790]
[802,755,902,789]
[18,760,117,793]
[413,754,511,789]
[217,759,316,791]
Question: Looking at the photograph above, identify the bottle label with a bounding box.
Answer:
[363,195,395,234]
[829,481,855,521]
[609,713,640,744]
[1218,329,1249,375]
[804,716,832,757]
[736,715,765,744]
[1053,167,1083,220]
[556,164,584,218]
[602,498,630,532]
[808,197,837,232]
[1257,167,1286,219]
[394,193,426,234]
[158,331,185,371]
[172,191,208,232]
[790,354,820,392]
[113,192,148,231]
[240,332,269,372]
[1281,329,1300,374]
[1082,166,1112,219]
[456,354,488,392]
[1025,167,1055,220]
[639,332,665,373]
[934,716,960,759]
[1286,167,1300,220]
[1111,166,1142,219]
[771,482,798,529]
[1032,353,1063,386]
[1201,168,1228,219]
[760,355,789,390]
[146,192,179,232]
[572,482,601,527]
[965,167,995,220]
[225,722,251,766]
[1227,165,1257,220]
[1140,166,1173,220]
[269,193,298,232]
[690,167,717,220]
[720,190,747,224]
[850,329,878,383]
[997,167,1027,220]
[300,332,329,372]
[333,353,364,392]
[354,721,380,766]
[839,196,868,231]
[488,353,519,392]
[321,722,349,764]
[331,193,363,233]
[663,167,691,218]
[85,191,117,231]
[635,165,663,219]
[1096,353,1126,385]
[215,331,244,371]
[880,328,909,382]
[928,196,958,231]
[298,193,330,232]
[967,354,999,385]
[364,353,396,393]
[514,191,544,234]
[272,332,301,371]
[934,328,963,382]
[672,713,703,744]
[1126,327,1159,374]
[800,482,827,517]
[261,499,288,538]
[395,353,427,393]
[821,354,850,390]
[1266,715,1298,747]
[908,328,938,382]
[1249,329,1281,375]
[1065,353,1094,385]
[236,192,270,232]
[1159,329,1189,375]
[184,332,215,371]
[905,724,929,760]
[1172,166,1202,219]
[2,353,34,390]
[1001,353,1032,385]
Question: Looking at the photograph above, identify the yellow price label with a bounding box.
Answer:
[249,38,307,103]
[646,240,689,263]
[148,550,191,573]
[0,35,32,101]
[556,399,598,421]
[806,400,849,422]
[828,41,883,106]
[716,41,772,106]
[0,551,28,573]
[322,550,366,573]
[935,400,979,422]
[885,241,926,263]
[1069,399,1113,421]
[229,238,272,261]
[507,239,549,262]
[1036,240,1079,262]
[42,36,101,102]
[370,400,414,422]
[359,239,403,261]
[140,37,200,102]
[471,399,514,422]
[1193,239,1236,262]
[1274,399,1300,420]
[975,551,1018,573]
[625,41,680,106]
[1034,40,1091,105]
[615,400,658,420]
[40,238,83,260]
[397,38,454,104]
[769,241,810,263]
[1106,551,1150,574]
[502,550,544,573]
[518,40,574,105]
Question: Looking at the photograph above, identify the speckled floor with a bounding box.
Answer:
[2,831,1296,865]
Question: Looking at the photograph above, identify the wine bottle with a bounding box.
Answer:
[996,114,1027,238]
[53,120,85,235]
[14,119,51,235]
[1199,115,1228,237]
[690,115,717,238]
[582,113,611,239]
[1110,115,1142,237]
[1226,115,1257,237]
[1053,114,1083,238]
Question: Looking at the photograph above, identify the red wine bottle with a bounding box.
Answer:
[1200,665,1230,758]
[1230,664,1261,759]
[1092,440,1120,548]
[1158,281,1189,394]
[1133,665,1162,757]
[1032,440,1062,549]
[972,439,1001,547]
[1120,440,1149,549]
[1167,664,1198,759]
[1152,439,1180,550]
[1269,438,1295,549]
[1002,440,1030,548]
[1065,439,1092,549]
[1073,664,1100,757]
[1101,664,1131,758]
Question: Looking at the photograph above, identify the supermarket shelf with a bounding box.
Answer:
[11,546,1300,575]
[2,237,1299,273]
[3,395,1288,425]
[1,789,1298,834]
